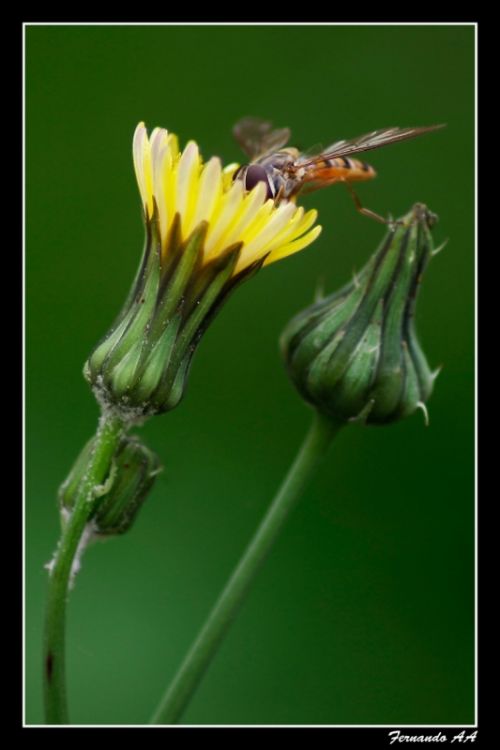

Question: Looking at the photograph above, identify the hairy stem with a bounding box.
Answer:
[43,413,125,724]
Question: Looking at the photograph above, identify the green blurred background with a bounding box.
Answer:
[26,25,475,725]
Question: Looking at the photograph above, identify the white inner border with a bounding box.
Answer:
[22,20,478,730]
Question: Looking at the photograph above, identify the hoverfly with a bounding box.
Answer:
[232,117,444,223]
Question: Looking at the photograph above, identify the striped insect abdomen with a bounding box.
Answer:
[307,156,376,184]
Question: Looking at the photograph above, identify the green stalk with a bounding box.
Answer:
[150,411,341,725]
[43,413,125,724]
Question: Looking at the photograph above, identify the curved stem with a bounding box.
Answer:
[150,411,341,725]
[43,413,125,725]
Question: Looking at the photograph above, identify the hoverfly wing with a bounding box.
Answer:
[295,125,445,168]
[299,142,325,159]
[233,116,291,160]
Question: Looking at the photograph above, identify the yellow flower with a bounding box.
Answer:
[85,122,322,421]
[132,122,321,276]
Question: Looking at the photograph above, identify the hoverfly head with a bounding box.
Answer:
[234,164,276,200]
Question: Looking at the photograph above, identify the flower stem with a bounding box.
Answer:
[150,411,341,725]
[43,413,125,725]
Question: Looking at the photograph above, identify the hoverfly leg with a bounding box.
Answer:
[344,182,399,227]
[274,184,286,205]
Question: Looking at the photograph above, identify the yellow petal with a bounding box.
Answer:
[264,225,323,266]
[222,163,240,191]
[190,156,222,239]
[153,146,169,247]
[132,122,154,218]
[176,141,201,236]
[204,180,244,258]
[167,133,179,161]
[162,141,178,247]
[215,182,267,251]
[235,202,297,273]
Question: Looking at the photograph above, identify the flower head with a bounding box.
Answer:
[132,122,321,275]
[84,122,321,421]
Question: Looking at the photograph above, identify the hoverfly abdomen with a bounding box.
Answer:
[305,156,377,184]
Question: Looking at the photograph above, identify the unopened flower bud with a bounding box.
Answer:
[281,204,441,426]
[93,437,161,535]
[59,436,161,535]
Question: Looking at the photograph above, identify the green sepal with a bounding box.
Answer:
[154,219,208,325]
[89,209,163,380]
[396,343,422,420]
[129,313,182,403]
[109,338,145,399]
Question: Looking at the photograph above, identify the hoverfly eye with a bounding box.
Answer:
[243,164,275,199]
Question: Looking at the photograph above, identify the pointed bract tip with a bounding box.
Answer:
[416,401,430,426]
[432,239,449,257]
[431,365,443,383]
[348,399,376,425]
